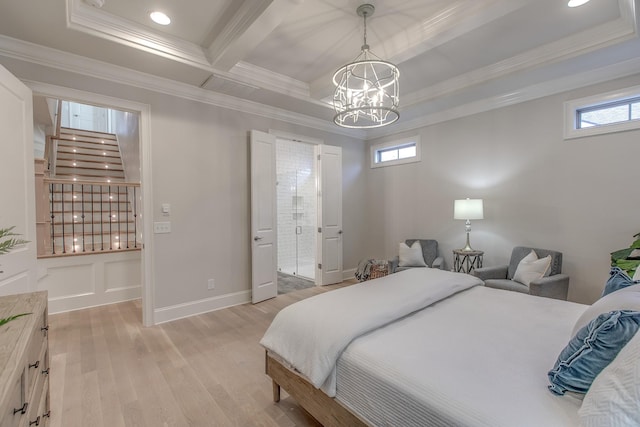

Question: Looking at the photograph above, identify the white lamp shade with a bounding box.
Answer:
[454,199,484,220]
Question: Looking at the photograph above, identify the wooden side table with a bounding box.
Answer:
[453,249,484,273]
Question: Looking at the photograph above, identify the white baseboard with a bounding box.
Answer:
[342,268,356,280]
[154,290,251,324]
[48,286,141,314]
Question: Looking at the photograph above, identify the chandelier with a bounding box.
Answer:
[333,4,399,129]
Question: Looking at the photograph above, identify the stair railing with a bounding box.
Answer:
[39,178,141,256]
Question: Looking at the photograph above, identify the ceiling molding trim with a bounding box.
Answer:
[402,14,638,108]
[366,55,640,141]
[0,35,365,139]
[231,61,312,100]
[66,0,211,71]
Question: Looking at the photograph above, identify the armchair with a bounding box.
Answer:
[472,246,569,300]
[389,239,444,273]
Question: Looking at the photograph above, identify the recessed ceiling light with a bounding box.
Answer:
[567,0,590,7]
[150,11,171,25]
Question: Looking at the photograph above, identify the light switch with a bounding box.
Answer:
[153,222,171,234]
[161,204,170,216]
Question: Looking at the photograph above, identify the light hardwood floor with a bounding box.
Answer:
[48,280,356,427]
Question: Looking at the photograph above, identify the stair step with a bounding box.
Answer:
[56,159,123,170]
[57,151,121,162]
[60,127,116,139]
[57,140,120,153]
[55,168,125,179]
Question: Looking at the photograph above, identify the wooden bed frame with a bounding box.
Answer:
[265,351,368,427]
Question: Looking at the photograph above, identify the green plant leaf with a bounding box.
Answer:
[0,312,31,327]
[0,226,29,255]
[611,248,633,262]
[631,238,640,249]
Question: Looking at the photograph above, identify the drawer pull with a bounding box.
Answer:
[42,368,50,375]
[29,360,40,369]
[43,411,51,418]
[13,402,28,415]
[29,416,40,426]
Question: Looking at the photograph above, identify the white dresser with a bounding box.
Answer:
[0,291,50,427]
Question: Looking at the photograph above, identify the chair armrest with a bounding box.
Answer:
[389,256,399,273]
[472,265,508,281]
[432,256,444,270]
[529,274,570,300]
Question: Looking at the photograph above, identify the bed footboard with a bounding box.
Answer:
[265,351,368,427]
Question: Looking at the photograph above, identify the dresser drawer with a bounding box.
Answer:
[2,370,25,427]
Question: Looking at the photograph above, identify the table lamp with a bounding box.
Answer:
[454,198,483,251]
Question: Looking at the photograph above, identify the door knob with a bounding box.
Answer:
[338,230,343,234]
[254,236,262,241]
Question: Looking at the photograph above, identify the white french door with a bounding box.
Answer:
[316,144,343,286]
[0,65,37,295]
[250,130,278,303]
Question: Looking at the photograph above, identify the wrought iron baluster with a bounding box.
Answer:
[126,186,130,249]
[71,183,76,253]
[117,186,121,249]
[81,184,85,252]
[50,183,55,255]
[133,186,138,249]
[100,185,104,251]
[91,185,95,251]
[61,184,66,254]
[109,185,113,250]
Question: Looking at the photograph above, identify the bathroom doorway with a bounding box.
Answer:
[276,137,317,292]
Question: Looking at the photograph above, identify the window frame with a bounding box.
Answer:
[564,84,640,139]
[370,135,421,168]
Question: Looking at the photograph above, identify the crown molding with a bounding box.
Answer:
[367,54,640,141]
[0,35,365,139]
[231,61,313,100]
[66,0,210,70]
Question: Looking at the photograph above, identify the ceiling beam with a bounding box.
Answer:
[206,0,304,71]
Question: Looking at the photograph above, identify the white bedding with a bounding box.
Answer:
[335,286,588,427]
[260,268,482,396]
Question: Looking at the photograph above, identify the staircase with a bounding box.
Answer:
[40,127,140,256]
[54,127,125,181]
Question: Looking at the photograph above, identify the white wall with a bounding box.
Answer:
[0,56,367,321]
[366,73,640,305]
[114,110,140,182]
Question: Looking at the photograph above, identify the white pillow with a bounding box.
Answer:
[512,250,551,286]
[572,284,640,337]
[578,329,640,427]
[398,241,427,267]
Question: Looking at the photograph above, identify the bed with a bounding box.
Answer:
[260,268,639,427]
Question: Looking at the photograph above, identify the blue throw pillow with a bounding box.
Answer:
[602,267,638,297]
[547,310,640,396]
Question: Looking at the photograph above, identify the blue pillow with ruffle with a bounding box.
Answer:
[548,310,640,395]
[602,267,639,297]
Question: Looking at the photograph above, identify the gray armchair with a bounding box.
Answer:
[472,246,569,300]
[389,239,444,273]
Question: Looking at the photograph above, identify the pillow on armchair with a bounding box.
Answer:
[398,241,427,267]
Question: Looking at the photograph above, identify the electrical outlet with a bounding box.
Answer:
[153,222,171,234]
[207,279,215,290]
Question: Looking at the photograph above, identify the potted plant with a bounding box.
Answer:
[0,226,30,327]
[610,232,640,279]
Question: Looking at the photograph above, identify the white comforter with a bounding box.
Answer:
[259,268,483,396]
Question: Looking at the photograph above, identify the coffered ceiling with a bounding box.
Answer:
[0,0,638,138]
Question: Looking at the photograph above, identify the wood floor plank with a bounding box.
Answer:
[47,280,356,426]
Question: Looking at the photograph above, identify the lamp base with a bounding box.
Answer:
[458,232,476,252]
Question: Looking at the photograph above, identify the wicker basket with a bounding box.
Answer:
[369,261,389,280]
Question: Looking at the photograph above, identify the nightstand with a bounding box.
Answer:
[453,249,484,273]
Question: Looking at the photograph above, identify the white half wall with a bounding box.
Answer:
[37,251,141,314]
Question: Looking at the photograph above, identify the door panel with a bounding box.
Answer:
[318,145,343,286]
[0,65,36,295]
[250,130,277,303]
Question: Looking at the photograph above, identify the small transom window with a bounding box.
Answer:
[565,84,640,139]
[371,135,421,168]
